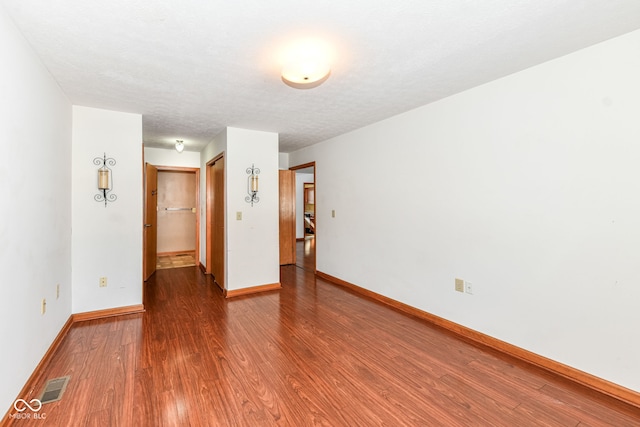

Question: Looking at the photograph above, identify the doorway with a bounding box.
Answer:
[143,165,200,280]
[291,162,316,272]
[156,168,199,270]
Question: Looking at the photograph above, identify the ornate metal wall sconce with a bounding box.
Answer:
[94,153,117,207]
[245,164,260,207]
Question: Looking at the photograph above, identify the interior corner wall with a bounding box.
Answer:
[289,29,640,392]
[0,5,72,413]
[199,128,279,290]
[144,146,201,168]
[225,128,280,290]
[72,106,143,313]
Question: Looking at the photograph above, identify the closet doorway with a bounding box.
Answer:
[155,167,200,270]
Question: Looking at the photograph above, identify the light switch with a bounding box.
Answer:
[236,211,242,220]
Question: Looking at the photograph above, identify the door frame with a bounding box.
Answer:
[290,161,316,271]
[156,166,201,265]
[206,153,225,289]
[279,169,296,265]
[142,166,200,282]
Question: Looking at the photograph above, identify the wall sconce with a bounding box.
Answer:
[245,164,260,207]
[175,140,184,153]
[93,153,117,207]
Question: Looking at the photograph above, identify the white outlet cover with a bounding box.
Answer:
[465,281,473,294]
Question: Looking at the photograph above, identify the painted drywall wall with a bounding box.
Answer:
[296,173,314,238]
[289,29,640,392]
[71,106,143,313]
[225,128,280,290]
[279,152,289,170]
[0,5,72,413]
[144,147,201,168]
[200,127,279,290]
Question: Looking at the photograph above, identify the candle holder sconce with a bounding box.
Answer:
[245,164,260,207]
[94,153,117,207]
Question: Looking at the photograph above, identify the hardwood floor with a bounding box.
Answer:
[295,237,315,272]
[5,265,640,426]
[156,252,196,270]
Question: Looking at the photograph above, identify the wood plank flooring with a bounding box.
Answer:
[156,252,196,270]
[4,263,640,426]
[295,237,315,272]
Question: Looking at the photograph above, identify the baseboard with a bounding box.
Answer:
[214,279,225,293]
[3,304,147,424]
[3,315,74,418]
[198,262,207,274]
[315,270,640,409]
[224,282,281,298]
[72,304,145,323]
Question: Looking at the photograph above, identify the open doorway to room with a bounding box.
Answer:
[155,167,200,270]
[291,163,315,272]
[144,165,200,280]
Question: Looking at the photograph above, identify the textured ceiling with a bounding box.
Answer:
[3,0,640,153]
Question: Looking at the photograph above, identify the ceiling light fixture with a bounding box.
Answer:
[280,39,332,89]
[282,60,331,89]
[175,140,184,153]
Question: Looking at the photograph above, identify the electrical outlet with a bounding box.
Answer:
[56,284,60,299]
[41,298,46,315]
[455,278,464,293]
[99,277,107,287]
[465,281,473,295]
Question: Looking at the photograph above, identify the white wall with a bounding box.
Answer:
[226,128,280,290]
[279,152,289,170]
[200,127,280,291]
[144,146,200,168]
[296,173,314,238]
[72,106,143,313]
[0,5,72,412]
[289,29,640,392]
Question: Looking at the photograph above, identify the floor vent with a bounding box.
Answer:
[39,376,70,404]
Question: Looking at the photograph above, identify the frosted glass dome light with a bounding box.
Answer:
[280,39,332,89]
[282,59,331,89]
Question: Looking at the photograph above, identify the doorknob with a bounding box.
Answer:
[144,224,152,227]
